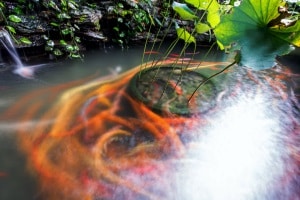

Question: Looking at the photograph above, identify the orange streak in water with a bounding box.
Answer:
[6,60,246,200]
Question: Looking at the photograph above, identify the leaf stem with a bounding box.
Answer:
[188,60,236,103]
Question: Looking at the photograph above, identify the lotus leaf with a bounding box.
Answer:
[214,0,300,70]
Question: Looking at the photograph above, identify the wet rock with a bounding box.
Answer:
[72,6,102,27]
[81,30,107,41]
[15,34,45,48]
[8,15,48,34]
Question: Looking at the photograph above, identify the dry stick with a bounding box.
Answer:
[188,60,237,103]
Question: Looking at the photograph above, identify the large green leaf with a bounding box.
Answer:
[175,22,196,43]
[214,0,300,70]
[5,26,16,34]
[172,1,198,20]
[195,22,211,34]
[270,21,300,47]
[176,27,196,44]
[185,0,220,27]
[207,9,220,28]
[20,37,32,45]
[8,15,22,23]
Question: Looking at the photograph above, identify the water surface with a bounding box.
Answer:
[0,45,299,200]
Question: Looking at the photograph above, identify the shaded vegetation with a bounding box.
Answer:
[172,0,300,70]
[0,0,299,71]
[0,0,166,58]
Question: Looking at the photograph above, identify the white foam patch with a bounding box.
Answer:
[174,93,286,200]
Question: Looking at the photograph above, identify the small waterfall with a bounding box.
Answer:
[0,29,24,68]
[0,29,40,79]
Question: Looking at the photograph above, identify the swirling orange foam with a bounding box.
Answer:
[4,59,300,200]
[3,60,225,200]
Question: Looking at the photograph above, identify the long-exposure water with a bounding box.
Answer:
[0,42,299,200]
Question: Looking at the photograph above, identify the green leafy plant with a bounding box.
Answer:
[43,0,83,59]
[171,0,221,44]
[214,0,300,70]
[171,0,300,70]
[112,0,153,48]
[146,0,299,101]
[0,3,32,46]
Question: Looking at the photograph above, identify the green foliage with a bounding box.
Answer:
[0,7,31,46]
[171,0,299,70]
[8,15,22,23]
[185,0,220,27]
[19,37,32,45]
[0,0,159,58]
[5,26,16,35]
[0,0,84,59]
[38,0,83,59]
[195,22,211,34]
[112,0,152,48]
[214,0,300,70]
[172,2,198,20]
[172,0,221,44]
[176,27,196,44]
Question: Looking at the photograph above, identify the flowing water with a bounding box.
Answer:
[0,36,300,200]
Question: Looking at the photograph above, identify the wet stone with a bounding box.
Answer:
[8,15,48,34]
[129,66,217,115]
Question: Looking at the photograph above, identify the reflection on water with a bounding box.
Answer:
[0,46,300,200]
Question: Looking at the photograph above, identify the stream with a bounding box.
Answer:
[0,43,299,200]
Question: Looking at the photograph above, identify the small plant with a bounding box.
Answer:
[171,0,221,44]
[112,0,153,48]
[42,0,83,59]
[0,0,83,59]
[0,2,32,46]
